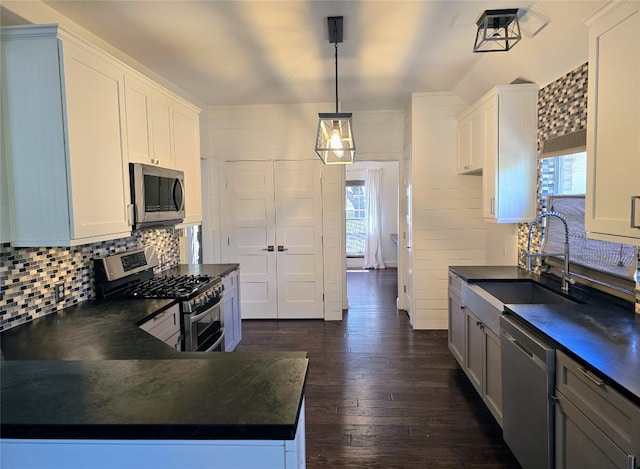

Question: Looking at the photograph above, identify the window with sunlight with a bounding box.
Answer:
[346,180,366,257]
[540,150,636,291]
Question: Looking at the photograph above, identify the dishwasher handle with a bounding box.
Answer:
[503,329,548,371]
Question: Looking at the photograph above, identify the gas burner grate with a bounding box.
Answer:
[126,274,212,299]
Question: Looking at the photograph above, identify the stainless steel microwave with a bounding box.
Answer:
[130,163,185,229]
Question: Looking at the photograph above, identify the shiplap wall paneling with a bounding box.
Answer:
[409,92,485,330]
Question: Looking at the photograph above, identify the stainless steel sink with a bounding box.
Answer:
[474,281,578,305]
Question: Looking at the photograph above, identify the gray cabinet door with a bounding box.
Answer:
[465,309,484,395]
[448,290,465,366]
[483,328,502,426]
[556,350,640,457]
[555,391,630,469]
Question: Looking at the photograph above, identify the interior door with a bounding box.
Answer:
[226,160,324,319]
[274,161,324,319]
[226,161,277,319]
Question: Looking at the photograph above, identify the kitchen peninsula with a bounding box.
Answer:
[0,265,308,469]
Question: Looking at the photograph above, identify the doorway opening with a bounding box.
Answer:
[345,161,400,309]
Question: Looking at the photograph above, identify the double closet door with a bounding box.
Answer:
[226,160,324,319]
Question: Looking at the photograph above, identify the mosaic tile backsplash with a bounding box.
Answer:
[0,228,181,331]
[537,63,588,148]
[517,62,640,314]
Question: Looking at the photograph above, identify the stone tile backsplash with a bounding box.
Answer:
[537,63,588,148]
[0,228,180,331]
[517,64,589,271]
[518,62,639,312]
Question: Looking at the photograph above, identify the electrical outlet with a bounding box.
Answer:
[55,283,65,303]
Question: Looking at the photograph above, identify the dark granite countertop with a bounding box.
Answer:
[0,264,309,441]
[162,263,239,280]
[1,357,307,440]
[449,265,640,405]
[1,298,179,360]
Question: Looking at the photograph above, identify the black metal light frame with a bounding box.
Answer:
[473,9,521,53]
[315,16,356,164]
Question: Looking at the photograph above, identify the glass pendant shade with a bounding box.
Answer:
[315,112,356,164]
[473,9,521,53]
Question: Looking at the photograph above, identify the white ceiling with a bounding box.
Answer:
[1,0,607,110]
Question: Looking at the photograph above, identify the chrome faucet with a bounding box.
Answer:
[526,211,574,292]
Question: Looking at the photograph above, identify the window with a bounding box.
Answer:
[540,151,586,200]
[539,151,636,293]
[346,180,366,257]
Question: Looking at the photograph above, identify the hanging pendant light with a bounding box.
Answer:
[473,9,521,53]
[315,16,356,165]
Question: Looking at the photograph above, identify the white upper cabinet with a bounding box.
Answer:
[1,25,132,247]
[456,106,484,174]
[173,100,202,227]
[457,84,538,222]
[2,23,204,247]
[125,75,175,168]
[481,84,538,223]
[585,1,640,244]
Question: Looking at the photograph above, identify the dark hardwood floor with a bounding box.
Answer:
[236,268,521,468]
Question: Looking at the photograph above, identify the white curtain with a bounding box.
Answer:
[363,168,385,269]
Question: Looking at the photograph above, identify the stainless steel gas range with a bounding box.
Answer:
[95,247,224,352]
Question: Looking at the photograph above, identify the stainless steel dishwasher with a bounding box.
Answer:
[501,314,556,469]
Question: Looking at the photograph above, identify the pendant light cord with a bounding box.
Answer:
[334,27,339,113]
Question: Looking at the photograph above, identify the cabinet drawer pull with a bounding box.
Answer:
[631,196,640,229]
[579,366,605,387]
[627,454,636,469]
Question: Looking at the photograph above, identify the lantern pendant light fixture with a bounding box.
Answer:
[473,8,521,53]
[315,16,356,164]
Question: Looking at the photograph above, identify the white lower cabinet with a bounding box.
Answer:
[139,304,181,350]
[555,350,640,469]
[1,399,306,469]
[448,273,502,426]
[222,268,242,352]
[2,25,132,246]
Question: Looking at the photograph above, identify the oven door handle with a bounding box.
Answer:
[202,327,225,352]
[190,303,220,323]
